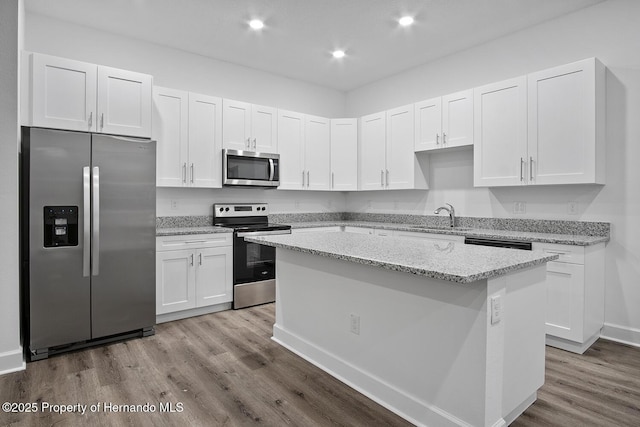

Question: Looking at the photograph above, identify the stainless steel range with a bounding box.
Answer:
[213,203,291,309]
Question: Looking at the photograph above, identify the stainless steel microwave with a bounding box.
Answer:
[223,149,280,187]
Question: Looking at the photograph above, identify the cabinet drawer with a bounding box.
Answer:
[157,233,232,251]
[532,242,584,264]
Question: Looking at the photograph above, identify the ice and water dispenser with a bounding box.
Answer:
[43,206,78,247]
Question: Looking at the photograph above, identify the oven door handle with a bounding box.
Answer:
[236,229,292,238]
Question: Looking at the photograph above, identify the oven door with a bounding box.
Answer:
[223,149,279,187]
[234,231,285,284]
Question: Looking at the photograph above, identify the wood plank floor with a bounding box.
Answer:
[1,304,639,426]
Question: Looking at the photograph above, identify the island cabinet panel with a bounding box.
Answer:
[273,248,547,427]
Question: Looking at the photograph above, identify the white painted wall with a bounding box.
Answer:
[24,13,350,217]
[345,0,640,344]
[24,13,345,118]
[0,0,25,374]
[157,187,346,217]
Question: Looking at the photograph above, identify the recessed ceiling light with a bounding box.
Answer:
[249,19,264,30]
[398,16,414,27]
[332,50,346,59]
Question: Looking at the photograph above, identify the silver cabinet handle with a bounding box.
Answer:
[307,171,310,187]
[381,170,384,187]
[520,158,524,182]
[443,132,447,145]
[190,163,194,183]
[332,172,335,189]
[253,138,257,150]
[100,113,104,130]
[92,166,100,276]
[386,169,389,187]
[82,166,91,277]
[190,254,194,266]
[88,112,93,129]
[436,133,439,145]
[529,157,534,181]
[182,163,187,183]
[302,170,305,187]
[268,159,275,181]
[246,137,251,149]
[199,253,202,265]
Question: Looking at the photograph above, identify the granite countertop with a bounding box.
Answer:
[286,221,608,246]
[245,233,558,284]
[156,225,233,236]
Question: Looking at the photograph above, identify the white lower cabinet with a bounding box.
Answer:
[533,242,605,353]
[156,234,233,320]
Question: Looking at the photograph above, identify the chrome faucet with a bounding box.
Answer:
[434,203,456,228]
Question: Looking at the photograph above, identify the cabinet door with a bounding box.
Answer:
[386,105,415,189]
[252,104,278,152]
[277,110,306,190]
[97,66,152,137]
[528,58,604,185]
[330,118,358,191]
[359,112,386,190]
[473,77,528,187]
[153,87,189,187]
[31,53,97,132]
[442,89,473,148]
[222,99,252,150]
[189,93,223,188]
[156,250,196,315]
[414,98,441,151]
[545,261,585,342]
[195,247,233,307]
[305,115,331,190]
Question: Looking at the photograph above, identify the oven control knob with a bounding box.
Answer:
[225,207,230,212]
[219,207,224,212]
[261,207,266,211]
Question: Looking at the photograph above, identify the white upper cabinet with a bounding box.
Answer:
[474,76,528,187]
[29,53,152,137]
[277,110,331,191]
[153,86,222,188]
[330,118,358,191]
[359,112,387,190]
[360,106,427,191]
[415,90,473,152]
[97,66,153,137]
[277,109,306,190]
[153,87,189,187]
[188,93,223,188]
[223,99,277,152]
[304,115,331,191]
[474,58,605,187]
[527,58,605,185]
[31,54,97,132]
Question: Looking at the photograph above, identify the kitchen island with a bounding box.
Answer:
[245,232,558,427]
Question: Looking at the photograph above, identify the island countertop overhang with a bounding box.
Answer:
[245,232,558,284]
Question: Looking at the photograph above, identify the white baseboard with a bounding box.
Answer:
[156,302,232,324]
[601,323,640,348]
[0,347,25,376]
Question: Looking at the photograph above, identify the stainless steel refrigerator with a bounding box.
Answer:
[21,127,156,360]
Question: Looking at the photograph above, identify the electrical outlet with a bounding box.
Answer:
[568,201,579,215]
[491,295,502,325]
[513,201,526,214]
[350,314,360,335]
[170,200,179,210]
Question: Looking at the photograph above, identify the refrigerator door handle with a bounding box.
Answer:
[92,166,100,276]
[83,166,91,277]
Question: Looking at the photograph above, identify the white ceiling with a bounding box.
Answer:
[25,0,604,92]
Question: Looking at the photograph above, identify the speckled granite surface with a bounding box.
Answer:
[245,233,558,284]
[156,226,232,236]
[157,216,213,228]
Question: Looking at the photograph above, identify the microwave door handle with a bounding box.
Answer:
[268,158,275,181]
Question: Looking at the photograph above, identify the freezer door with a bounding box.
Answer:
[25,128,92,350]
[90,134,156,338]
